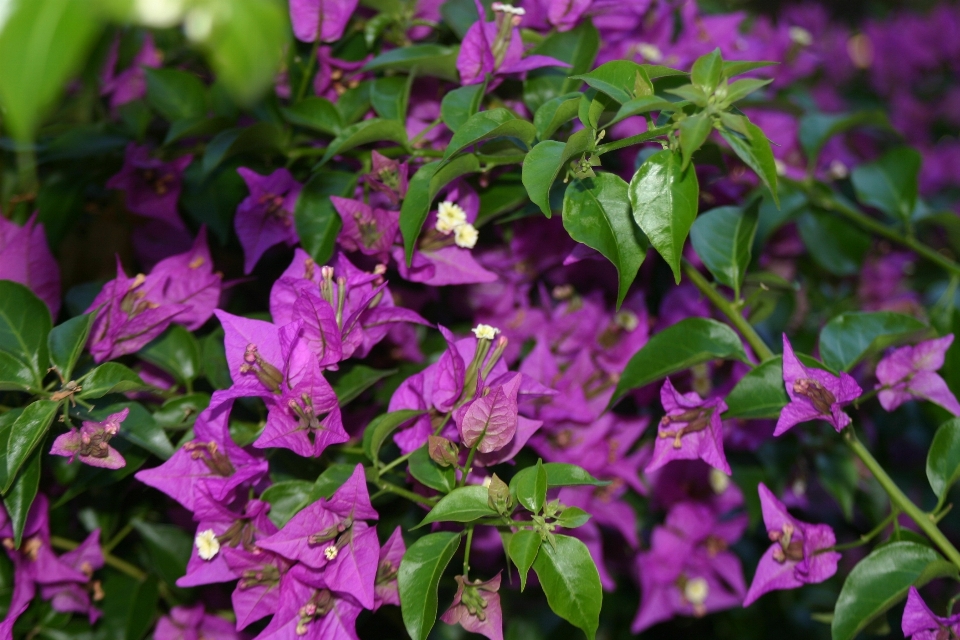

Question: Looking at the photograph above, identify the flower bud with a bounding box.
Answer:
[487,473,513,515]
[428,435,459,467]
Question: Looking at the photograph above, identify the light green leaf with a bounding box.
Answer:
[691,48,723,93]
[851,147,922,224]
[679,113,713,170]
[320,118,408,165]
[508,530,541,591]
[532,534,602,640]
[509,463,608,496]
[399,531,461,640]
[295,171,357,265]
[417,485,498,526]
[442,108,536,163]
[534,92,582,140]
[79,363,151,399]
[523,128,594,218]
[409,445,456,493]
[441,82,487,133]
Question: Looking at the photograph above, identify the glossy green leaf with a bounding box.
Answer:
[332,365,395,407]
[295,171,357,265]
[0,0,99,140]
[556,506,592,529]
[442,109,536,163]
[47,313,93,381]
[309,463,358,502]
[409,445,456,493]
[689,201,760,299]
[534,92,582,140]
[532,534,602,640]
[664,83,708,107]
[99,573,159,640]
[0,351,34,393]
[523,20,599,112]
[721,78,772,105]
[523,128,593,218]
[79,363,151,399]
[679,113,713,170]
[562,174,647,308]
[796,208,870,276]
[371,75,412,122]
[724,357,788,419]
[202,122,283,174]
[722,60,778,78]
[0,281,52,389]
[607,95,677,127]
[612,317,749,404]
[851,147,922,224]
[570,60,648,104]
[926,418,960,500]
[629,149,699,283]
[319,118,408,165]
[819,311,929,372]
[3,400,58,494]
[362,44,460,82]
[362,410,424,464]
[798,111,891,169]
[400,154,481,262]
[3,449,40,547]
[399,531,461,640]
[441,82,487,133]
[509,463,608,496]
[282,97,343,135]
[418,485,498,526]
[577,89,617,130]
[832,542,958,640]
[261,480,315,528]
[153,393,210,431]
[513,459,548,514]
[720,120,779,206]
[509,530,541,591]
[132,520,192,587]
[691,48,723,93]
[138,325,201,385]
[145,68,207,121]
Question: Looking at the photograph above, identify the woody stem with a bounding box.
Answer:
[50,535,147,581]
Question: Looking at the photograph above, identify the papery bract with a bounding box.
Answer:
[646,378,730,475]
[0,214,61,317]
[106,144,191,229]
[876,335,960,415]
[50,408,128,469]
[289,0,359,43]
[901,586,960,639]
[236,167,302,274]
[440,573,504,640]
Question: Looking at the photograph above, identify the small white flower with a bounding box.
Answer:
[788,26,813,47]
[454,223,479,249]
[135,0,184,28]
[615,310,640,332]
[684,577,709,607]
[774,159,787,176]
[435,201,467,234]
[184,8,215,42]
[708,468,730,495]
[472,324,500,340]
[324,545,339,561]
[828,159,849,180]
[195,529,220,561]
[637,43,664,63]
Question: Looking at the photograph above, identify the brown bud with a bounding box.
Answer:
[428,435,459,468]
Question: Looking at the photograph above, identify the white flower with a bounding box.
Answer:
[709,468,730,495]
[184,8,215,42]
[472,324,500,340]
[135,0,184,28]
[684,577,709,607]
[435,201,467,234]
[324,545,339,560]
[637,43,664,63]
[454,223,479,249]
[789,26,813,47]
[195,529,220,561]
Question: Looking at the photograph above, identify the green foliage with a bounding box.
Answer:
[399,531,461,640]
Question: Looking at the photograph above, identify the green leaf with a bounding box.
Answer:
[309,463,358,502]
[371,75,412,122]
[261,480,314,528]
[99,573,159,640]
[926,418,960,500]
[523,20,599,112]
[333,365,396,406]
[3,400,58,494]
[815,448,858,520]
[851,147,922,224]
[93,402,174,460]
[691,48,723,93]
[442,109,536,163]
[362,44,460,82]
[612,317,749,405]
[534,92,582,140]
[509,463,608,496]
[513,459,548,514]
[722,60,778,78]
[689,201,760,299]
[0,0,100,140]
[319,118,409,165]
[417,485,498,526]
[679,113,713,170]
[798,111,891,169]
[532,534,602,640]
[0,351,34,392]
[440,82,487,133]
[556,506,591,529]
[145,68,207,121]
[202,122,283,174]
[819,311,929,372]
[628,149,699,283]
[399,531,461,640]
[409,445,456,493]
[3,449,40,547]
[523,128,593,217]
[282,97,343,135]
[832,542,958,640]
[295,171,357,265]
[336,81,373,125]
[164,115,233,145]
[0,281,52,389]
[132,520,192,587]
[201,329,232,390]
[607,95,677,128]
[47,313,93,381]
[78,363,151,399]
[796,208,870,276]
[720,120,779,206]
[570,60,647,104]
[400,154,481,262]
[153,393,210,431]
[562,174,647,308]
[724,357,788,419]
[720,78,772,105]
[577,89,617,130]
[138,325,201,386]
[362,410,423,465]
[664,83,708,107]
[508,530,541,591]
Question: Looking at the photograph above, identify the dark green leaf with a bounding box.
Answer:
[362,45,460,82]
[3,400,58,493]
[819,311,929,372]
[607,95,677,128]
[371,75,412,122]
[570,60,647,104]
[562,173,647,308]
[534,92,582,140]
[202,122,283,174]
[720,120,779,206]
[832,542,958,640]
[145,68,207,121]
[333,365,396,406]
[0,351,38,392]
[400,154,481,262]
[319,118,408,165]
[3,449,40,547]
[556,506,591,529]
[722,60,778,78]
[409,445,456,493]
[628,149,699,283]
[138,325,201,385]
[442,109,536,163]
[0,281,52,389]
[689,201,760,299]
[510,463,608,496]
[724,357,787,419]
[508,530,541,591]
[153,393,210,431]
[362,410,423,464]
[309,463,358,502]
[798,111,891,169]
[815,448,858,520]
[612,318,749,404]
[926,418,960,500]
[261,480,314,528]
[164,115,233,145]
[691,48,723,93]
[523,128,593,217]
[440,82,486,133]
[99,573,159,640]
[796,208,870,277]
[295,171,357,265]
[417,485,498,526]
[523,20,599,112]
[514,459,548,514]
[47,313,93,381]
[850,147,922,224]
[282,97,343,135]
[721,78,772,105]
[532,534,602,640]
[679,113,713,170]
[398,531,461,640]
[201,329,232,390]
[78,363,150,399]
[132,520,192,587]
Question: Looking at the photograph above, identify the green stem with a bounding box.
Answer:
[410,118,442,147]
[853,387,880,409]
[459,439,481,489]
[682,260,775,361]
[50,536,147,581]
[379,413,453,475]
[375,479,437,508]
[103,522,134,553]
[845,429,960,571]
[595,126,672,155]
[818,508,898,553]
[463,525,474,575]
[294,39,322,104]
[16,146,37,196]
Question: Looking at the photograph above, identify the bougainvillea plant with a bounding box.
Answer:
[4,0,960,638]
